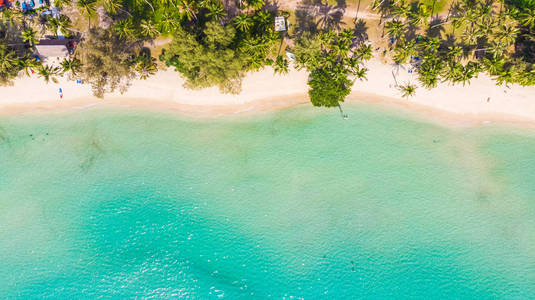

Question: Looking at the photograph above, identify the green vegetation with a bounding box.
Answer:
[0,0,534,107]
[293,30,371,107]
[0,44,24,86]
[159,3,282,94]
[374,0,535,90]
[398,82,417,98]
[75,28,138,97]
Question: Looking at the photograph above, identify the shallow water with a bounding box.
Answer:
[1,104,534,298]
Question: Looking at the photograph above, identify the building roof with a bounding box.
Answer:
[275,16,286,32]
[35,39,70,58]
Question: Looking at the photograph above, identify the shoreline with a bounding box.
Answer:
[4,89,535,130]
[1,59,535,128]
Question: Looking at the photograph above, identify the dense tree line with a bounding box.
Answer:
[293,30,372,108]
[159,8,282,93]
[375,0,535,96]
[1,0,534,106]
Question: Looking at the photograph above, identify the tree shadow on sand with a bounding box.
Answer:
[294,0,347,34]
[426,18,446,38]
[353,18,368,42]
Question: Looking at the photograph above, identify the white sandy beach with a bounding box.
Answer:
[0,59,534,123]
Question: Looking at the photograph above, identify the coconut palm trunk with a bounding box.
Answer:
[430,0,437,23]
[338,102,348,119]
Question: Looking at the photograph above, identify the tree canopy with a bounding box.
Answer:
[1,0,535,110]
[160,5,280,94]
[75,28,138,97]
[160,22,248,94]
[294,30,371,108]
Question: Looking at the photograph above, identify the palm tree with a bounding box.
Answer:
[21,28,39,47]
[338,29,354,45]
[446,45,462,61]
[47,15,72,37]
[420,37,440,53]
[450,14,465,35]
[53,0,72,9]
[495,24,519,46]
[102,0,123,14]
[0,45,22,85]
[476,18,494,36]
[140,19,160,38]
[254,10,272,30]
[234,14,253,31]
[77,0,96,28]
[133,0,155,12]
[409,4,431,27]
[355,43,373,61]
[246,0,265,11]
[385,20,405,39]
[390,0,410,21]
[441,61,463,83]
[0,9,24,27]
[17,55,40,76]
[417,57,443,88]
[0,46,18,72]
[135,56,157,80]
[159,11,180,33]
[392,40,415,64]
[463,8,479,28]
[482,56,504,75]
[115,18,136,40]
[398,82,417,98]
[246,54,265,71]
[488,41,508,59]
[458,64,476,86]
[60,58,82,76]
[156,0,172,7]
[273,55,289,74]
[207,2,226,21]
[462,26,480,46]
[178,0,197,21]
[37,65,61,84]
[494,66,514,86]
[353,64,368,80]
[519,8,535,28]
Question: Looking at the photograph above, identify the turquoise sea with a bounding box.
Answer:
[1,103,534,298]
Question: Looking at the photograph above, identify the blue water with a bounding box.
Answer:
[0,104,534,298]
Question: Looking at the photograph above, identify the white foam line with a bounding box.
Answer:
[233,106,255,114]
[74,103,101,110]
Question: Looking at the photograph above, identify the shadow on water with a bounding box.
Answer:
[0,126,9,145]
[79,132,106,173]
